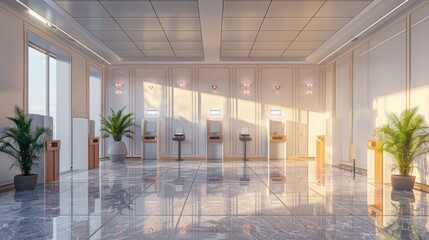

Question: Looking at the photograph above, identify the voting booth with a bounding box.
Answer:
[207,120,223,160]
[267,119,286,161]
[141,118,159,160]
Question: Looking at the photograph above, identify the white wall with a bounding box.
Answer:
[352,19,406,171]
[107,65,324,159]
[410,2,429,185]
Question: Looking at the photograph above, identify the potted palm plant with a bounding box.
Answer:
[0,106,52,190]
[375,107,429,190]
[100,107,135,161]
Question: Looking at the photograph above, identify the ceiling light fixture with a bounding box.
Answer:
[16,0,111,65]
[317,0,409,65]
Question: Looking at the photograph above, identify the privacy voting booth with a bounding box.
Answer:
[207,120,223,160]
[267,119,286,161]
[141,116,159,160]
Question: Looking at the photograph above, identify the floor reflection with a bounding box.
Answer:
[0,159,427,239]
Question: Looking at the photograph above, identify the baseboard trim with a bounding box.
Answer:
[337,163,367,175]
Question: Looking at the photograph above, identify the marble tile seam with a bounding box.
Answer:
[171,161,202,240]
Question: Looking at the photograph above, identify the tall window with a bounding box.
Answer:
[28,46,57,138]
[89,66,102,155]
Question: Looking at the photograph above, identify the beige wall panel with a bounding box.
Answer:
[261,67,294,156]
[197,67,231,156]
[135,67,168,156]
[71,54,87,118]
[171,67,194,156]
[0,6,24,92]
[235,67,257,156]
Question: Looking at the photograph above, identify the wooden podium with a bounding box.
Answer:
[368,140,383,183]
[88,137,100,169]
[45,140,60,183]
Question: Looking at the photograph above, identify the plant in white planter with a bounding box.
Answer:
[376,107,429,190]
[0,106,52,190]
[100,107,135,161]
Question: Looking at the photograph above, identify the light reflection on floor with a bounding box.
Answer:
[0,159,427,239]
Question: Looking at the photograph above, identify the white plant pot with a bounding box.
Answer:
[108,141,127,161]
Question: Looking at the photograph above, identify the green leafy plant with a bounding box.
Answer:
[0,106,52,176]
[100,107,135,141]
[375,107,429,176]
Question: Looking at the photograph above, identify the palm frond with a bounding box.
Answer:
[100,107,135,141]
[376,107,429,176]
[0,105,52,176]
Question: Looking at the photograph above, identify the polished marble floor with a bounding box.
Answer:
[0,159,428,239]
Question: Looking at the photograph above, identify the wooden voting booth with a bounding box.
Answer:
[316,135,325,164]
[45,140,60,183]
[367,141,384,226]
[141,118,159,160]
[316,135,325,184]
[88,137,100,169]
[267,120,286,161]
[207,120,223,160]
[367,140,383,184]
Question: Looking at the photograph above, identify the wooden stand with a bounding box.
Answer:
[45,140,60,183]
[88,137,100,169]
[316,135,325,164]
[368,140,383,183]
[267,119,287,161]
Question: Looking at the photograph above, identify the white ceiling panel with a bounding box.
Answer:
[104,41,138,50]
[143,49,175,57]
[165,31,202,42]
[135,42,171,50]
[261,18,310,31]
[316,1,371,18]
[256,31,299,42]
[250,50,284,57]
[56,1,110,18]
[116,18,162,31]
[159,18,200,30]
[294,31,336,42]
[221,50,250,58]
[223,1,270,18]
[171,42,203,50]
[288,42,323,50]
[267,2,324,18]
[222,18,263,31]
[76,18,121,31]
[174,50,203,57]
[304,18,351,31]
[222,31,258,42]
[152,1,199,18]
[100,1,156,18]
[253,41,290,50]
[92,31,131,42]
[221,42,254,50]
[113,50,144,58]
[127,31,168,42]
[282,49,314,58]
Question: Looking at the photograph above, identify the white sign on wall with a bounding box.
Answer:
[270,109,282,117]
[209,109,222,117]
